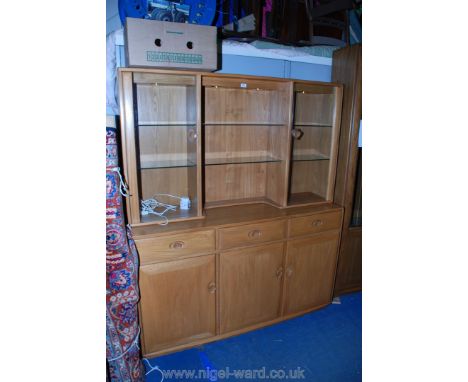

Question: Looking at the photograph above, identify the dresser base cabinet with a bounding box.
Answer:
[283,232,341,315]
[134,204,343,357]
[219,242,285,333]
[139,255,216,354]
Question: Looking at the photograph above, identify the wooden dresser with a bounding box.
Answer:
[117,68,344,357]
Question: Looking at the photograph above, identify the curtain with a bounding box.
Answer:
[106,126,145,381]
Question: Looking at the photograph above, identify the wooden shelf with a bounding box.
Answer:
[140,207,200,224]
[288,192,327,206]
[204,197,282,210]
[132,202,342,238]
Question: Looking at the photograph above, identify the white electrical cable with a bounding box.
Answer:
[140,197,177,226]
[109,167,130,197]
[140,194,190,225]
[143,358,164,381]
[154,194,191,210]
[154,193,183,200]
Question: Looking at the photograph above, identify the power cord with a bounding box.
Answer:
[109,167,130,197]
[143,358,164,381]
[140,193,190,225]
[140,198,177,226]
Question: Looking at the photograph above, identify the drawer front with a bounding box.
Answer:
[218,220,286,250]
[136,230,215,264]
[289,210,342,238]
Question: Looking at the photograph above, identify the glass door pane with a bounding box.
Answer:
[288,85,338,205]
[351,147,362,226]
[133,73,199,224]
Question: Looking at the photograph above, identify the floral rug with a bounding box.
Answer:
[106,126,145,381]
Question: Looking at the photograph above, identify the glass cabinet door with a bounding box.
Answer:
[288,84,342,206]
[126,72,201,224]
[350,119,362,227]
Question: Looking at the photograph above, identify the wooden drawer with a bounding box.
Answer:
[289,210,342,238]
[136,230,215,265]
[218,220,286,250]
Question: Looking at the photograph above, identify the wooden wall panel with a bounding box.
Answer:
[136,83,196,125]
[204,125,270,160]
[204,163,267,203]
[294,93,335,125]
[290,160,330,198]
[141,168,189,202]
[334,229,362,293]
[266,162,285,205]
[292,126,332,158]
[138,125,191,165]
[204,87,288,124]
[331,44,362,296]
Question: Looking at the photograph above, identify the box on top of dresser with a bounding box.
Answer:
[124,18,218,71]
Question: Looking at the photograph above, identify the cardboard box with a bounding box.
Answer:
[125,18,217,71]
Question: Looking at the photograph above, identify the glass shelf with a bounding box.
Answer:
[293,153,330,161]
[140,159,197,169]
[205,155,283,166]
[138,123,196,127]
[293,123,332,127]
[204,122,285,126]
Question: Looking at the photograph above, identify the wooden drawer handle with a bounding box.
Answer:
[275,267,284,279]
[248,229,262,239]
[286,267,293,277]
[169,240,185,249]
[311,219,323,227]
[208,282,216,293]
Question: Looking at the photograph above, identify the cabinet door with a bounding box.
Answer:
[139,255,216,354]
[119,71,202,225]
[284,232,340,315]
[220,243,285,333]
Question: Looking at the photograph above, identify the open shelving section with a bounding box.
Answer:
[118,69,342,226]
[202,75,291,209]
[119,71,203,224]
[288,82,342,206]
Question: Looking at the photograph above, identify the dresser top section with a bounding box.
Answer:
[131,203,342,239]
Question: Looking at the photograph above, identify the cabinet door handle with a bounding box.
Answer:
[275,266,284,279]
[285,267,293,277]
[248,229,262,239]
[276,267,283,279]
[208,282,216,293]
[169,240,185,249]
[188,129,197,142]
[311,219,323,227]
[291,128,304,139]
